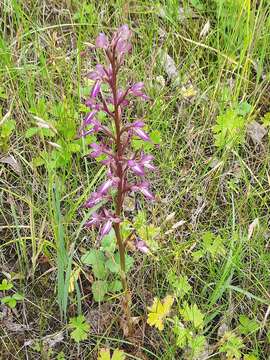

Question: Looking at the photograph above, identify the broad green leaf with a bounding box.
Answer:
[98,348,125,360]
[188,335,206,357]
[108,280,122,293]
[1,119,15,138]
[12,293,24,301]
[81,250,108,279]
[147,295,174,331]
[239,315,260,335]
[180,302,204,329]
[167,273,192,299]
[92,280,108,302]
[213,109,246,150]
[237,101,252,116]
[0,279,13,291]
[69,315,90,343]
[105,253,134,274]
[25,127,39,138]
[1,296,16,308]
[219,331,244,360]
[112,349,125,360]
[173,318,190,348]
[150,130,162,144]
[101,230,116,254]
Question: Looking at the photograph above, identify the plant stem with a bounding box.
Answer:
[110,46,133,334]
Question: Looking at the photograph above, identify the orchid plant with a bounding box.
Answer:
[79,25,155,333]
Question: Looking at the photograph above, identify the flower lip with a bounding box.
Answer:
[95,33,109,49]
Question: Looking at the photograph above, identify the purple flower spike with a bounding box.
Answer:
[96,33,109,49]
[80,25,157,288]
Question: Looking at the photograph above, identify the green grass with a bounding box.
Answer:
[1,0,270,359]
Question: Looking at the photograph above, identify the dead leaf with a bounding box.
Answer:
[165,212,175,223]
[247,121,267,144]
[200,20,210,38]
[248,218,259,240]
[160,51,179,82]
[0,155,21,174]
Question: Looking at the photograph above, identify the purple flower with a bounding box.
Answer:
[133,128,150,141]
[96,33,109,49]
[90,81,101,98]
[117,25,132,41]
[89,143,112,158]
[97,179,114,195]
[127,159,145,176]
[127,153,155,176]
[131,182,155,200]
[135,237,149,253]
[87,64,106,81]
[129,82,149,100]
[116,39,132,54]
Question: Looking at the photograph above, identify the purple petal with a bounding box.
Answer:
[140,187,155,200]
[127,160,145,176]
[131,82,144,93]
[90,81,101,98]
[133,128,150,141]
[96,33,109,49]
[135,238,149,253]
[85,98,102,110]
[85,213,101,227]
[117,25,132,40]
[83,111,97,125]
[116,39,132,54]
[100,220,112,238]
[98,179,113,195]
[132,120,145,129]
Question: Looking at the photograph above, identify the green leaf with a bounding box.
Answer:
[108,280,122,293]
[111,349,126,360]
[188,335,206,357]
[167,273,191,299]
[237,101,252,116]
[12,293,24,301]
[239,315,260,335]
[68,143,81,153]
[69,315,90,343]
[1,119,15,138]
[244,354,258,360]
[25,127,40,138]
[173,318,190,348]
[81,250,108,279]
[213,109,246,150]
[192,250,204,262]
[150,130,162,144]
[219,331,244,359]
[0,279,13,291]
[180,302,204,329]
[1,296,16,308]
[262,112,270,127]
[100,230,116,254]
[92,280,108,302]
[98,349,125,360]
[105,253,134,274]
